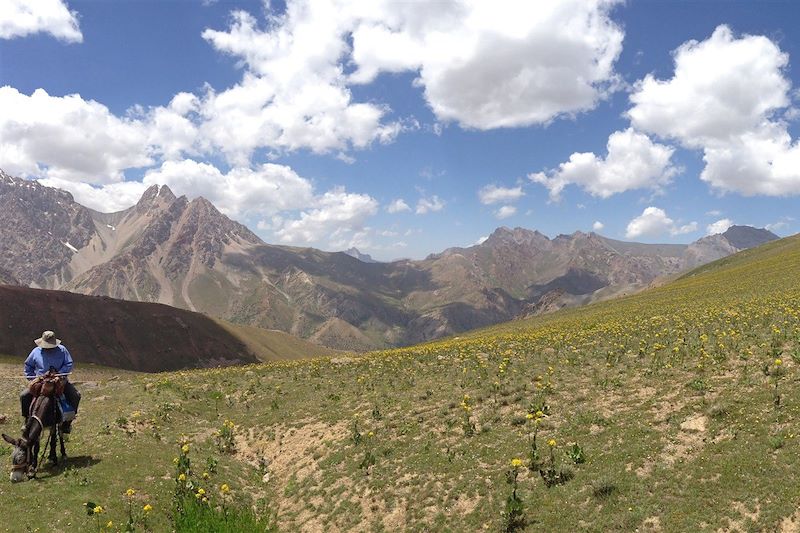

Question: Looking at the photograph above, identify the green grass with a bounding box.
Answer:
[0,235,799,531]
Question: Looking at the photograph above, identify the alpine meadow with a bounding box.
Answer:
[2,233,800,531]
[2,1,800,532]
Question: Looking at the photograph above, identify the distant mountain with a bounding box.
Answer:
[0,285,331,372]
[343,247,378,263]
[0,169,782,350]
[722,225,778,249]
[683,225,778,269]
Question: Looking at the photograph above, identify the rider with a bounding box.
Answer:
[20,330,81,433]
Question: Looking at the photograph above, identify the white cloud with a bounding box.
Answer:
[142,160,315,218]
[478,184,524,205]
[199,6,403,163]
[275,187,379,245]
[495,205,516,219]
[705,209,722,217]
[475,236,488,245]
[592,221,604,231]
[530,128,677,200]
[0,87,153,183]
[198,0,625,162]
[36,177,149,212]
[415,195,445,214]
[386,198,411,213]
[350,0,624,128]
[625,207,697,239]
[0,87,203,184]
[628,25,800,196]
[0,0,82,42]
[765,220,789,233]
[706,218,734,235]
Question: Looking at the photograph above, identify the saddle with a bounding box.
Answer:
[28,375,65,399]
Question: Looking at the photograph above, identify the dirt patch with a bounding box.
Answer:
[779,510,800,532]
[235,421,347,481]
[641,515,663,532]
[234,420,348,531]
[717,501,761,532]
[638,413,709,477]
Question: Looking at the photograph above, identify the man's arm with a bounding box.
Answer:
[24,350,37,379]
[60,346,74,374]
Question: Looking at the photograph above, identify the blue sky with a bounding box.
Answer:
[1,0,799,260]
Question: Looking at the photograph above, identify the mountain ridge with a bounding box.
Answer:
[0,170,780,350]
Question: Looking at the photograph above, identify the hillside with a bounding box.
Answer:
[1,235,798,531]
[0,170,778,351]
[0,284,332,372]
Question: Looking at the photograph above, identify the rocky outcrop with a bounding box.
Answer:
[0,170,96,287]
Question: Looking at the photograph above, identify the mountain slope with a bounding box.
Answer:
[0,284,331,371]
[0,170,781,350]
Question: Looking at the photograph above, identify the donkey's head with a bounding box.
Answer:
[2,433,30,482]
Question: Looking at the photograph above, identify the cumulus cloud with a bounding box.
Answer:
[628,25,800,196]
[593,221,604,231]
[0,0,82,42]
[36,177,149,212]
[274,187,379,245]
[142,160,315,218]
[706,218,734,235]
[386,198,411,213]
[495,205,516,219]
[530,128,677,200]
[0,87,204,184]
[199,6,402,163]
[350,0,624,128]
[625,207,697,239]
[198,0,625,162]
[478,184,524,205]
[415,195,445,214]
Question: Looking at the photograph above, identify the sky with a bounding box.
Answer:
[1,0,799,261]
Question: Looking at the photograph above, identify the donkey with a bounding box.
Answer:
[2,375,67,482]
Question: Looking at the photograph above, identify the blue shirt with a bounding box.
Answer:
[24,345,74,378]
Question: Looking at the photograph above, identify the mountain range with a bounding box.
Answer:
[0,169,779,350]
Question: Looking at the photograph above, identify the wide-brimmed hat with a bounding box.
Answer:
[34,331,61,349]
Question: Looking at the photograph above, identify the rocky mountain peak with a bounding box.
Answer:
[344,248,377,263]
[136,184,177,210]
[722,225,778,249]
[485,226,549,247]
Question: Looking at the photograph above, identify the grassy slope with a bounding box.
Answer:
[216,319,339,362]
[0,235,799,531]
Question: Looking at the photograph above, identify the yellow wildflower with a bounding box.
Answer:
[125,488,136,497]
[548,439,557,447]
[181,444,190,454]
[220,483,230,494]
[143,504,153,513]
[510,458,523,468]
[178,473,186,482]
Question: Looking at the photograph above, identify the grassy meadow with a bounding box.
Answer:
[1,234,800,531]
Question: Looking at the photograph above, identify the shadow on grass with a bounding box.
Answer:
[32,455,101,480]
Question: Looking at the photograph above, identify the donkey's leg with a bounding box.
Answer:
[49,426,58,464]
[30,441,39,477]
[59,426,66,458]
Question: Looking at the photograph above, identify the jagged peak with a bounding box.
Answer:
[136,183,176,208]
[485,226,549,246]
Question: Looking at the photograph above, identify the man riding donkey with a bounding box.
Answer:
[21,331,81,433]
[2,331,81,481]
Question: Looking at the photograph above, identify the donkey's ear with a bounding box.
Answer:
[2,433,17,446]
